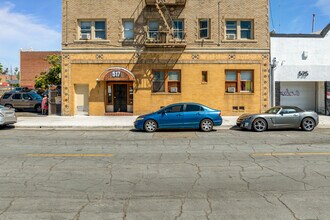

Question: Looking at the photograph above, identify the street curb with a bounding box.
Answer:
[13,125,235,130]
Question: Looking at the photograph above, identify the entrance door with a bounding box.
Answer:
[114,84,127,112]
[75,84,89,115]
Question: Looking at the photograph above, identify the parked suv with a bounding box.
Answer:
[0,91,42,112]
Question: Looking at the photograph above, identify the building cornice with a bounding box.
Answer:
[270,23,330,38]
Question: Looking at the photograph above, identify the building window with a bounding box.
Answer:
[152,70,181,93]
[226,20,253,40]
[202,71,208,83]
[240,71,253,92]
[79,20,106,40]
[80,21,91,38]
[225,21,237,39]
[199,19,210,39]
[173,19,184,39]
[168,71,181,93]
[123,19,134,40]
[225,70,253,93]
[148,20,159,40]
[152,71,165,92]
[95,21,106,39]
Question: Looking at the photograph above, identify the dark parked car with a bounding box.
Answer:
[134,102,223,132]
[236,106,319,132]
[0,105,17,127]
[0,91,42,112]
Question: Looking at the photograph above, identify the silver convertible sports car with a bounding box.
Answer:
[236,106,319,132]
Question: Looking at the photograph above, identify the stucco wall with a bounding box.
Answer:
[271,31,330,81]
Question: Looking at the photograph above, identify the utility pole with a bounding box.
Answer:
[10,66,13,91]
[312,14,315,33]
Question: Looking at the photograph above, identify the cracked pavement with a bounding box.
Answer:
[0,128,330,219]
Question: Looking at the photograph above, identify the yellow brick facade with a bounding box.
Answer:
[62,0,270,116]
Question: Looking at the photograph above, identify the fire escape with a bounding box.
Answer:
[126,0,186,69]
[144,0,186,47]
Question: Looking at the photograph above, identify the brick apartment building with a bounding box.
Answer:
[62,0,270,116]
[20,50,61,89]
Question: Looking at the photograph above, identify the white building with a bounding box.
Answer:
[270,23,330,114]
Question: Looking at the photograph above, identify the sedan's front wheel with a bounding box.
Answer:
[252,118,267,132]
[200,119,213,132]
[144,120,157,132]
[301,117,315,131]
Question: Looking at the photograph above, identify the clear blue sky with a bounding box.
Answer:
[0,0,329,70]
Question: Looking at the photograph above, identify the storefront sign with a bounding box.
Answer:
[280,89,300,97]
[297,71,309,79]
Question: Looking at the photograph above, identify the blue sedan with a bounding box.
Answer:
[134,103,222,132]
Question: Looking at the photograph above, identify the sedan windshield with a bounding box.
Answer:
[265,107,281,114]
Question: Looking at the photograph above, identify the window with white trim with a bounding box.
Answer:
[173,19,184,39]
[79,20,106,40]
[148,20,159,39]
[123,19,134,40]
[199,19,210,39]
[226,20,253,40]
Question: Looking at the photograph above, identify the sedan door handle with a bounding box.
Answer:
[293,114,299,116]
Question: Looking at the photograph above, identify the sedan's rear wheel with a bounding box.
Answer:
[252,118,267,132]
[200,119,213,132]
[144,120,157,132]
[301,117,315,131]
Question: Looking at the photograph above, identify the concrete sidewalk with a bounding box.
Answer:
[13,115,330,130]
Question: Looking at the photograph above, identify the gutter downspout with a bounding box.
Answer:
[217,1,221,46]
[65,0,68,46]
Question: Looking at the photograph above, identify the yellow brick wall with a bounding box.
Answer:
[62,0,269,50]
[61,0,270,116]
[62,51,269,116]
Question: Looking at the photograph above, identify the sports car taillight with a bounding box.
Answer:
[219,111,222,117]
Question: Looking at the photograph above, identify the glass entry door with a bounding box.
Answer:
[114,84,127,112]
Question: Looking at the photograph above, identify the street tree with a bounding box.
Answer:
[35,55,61,90]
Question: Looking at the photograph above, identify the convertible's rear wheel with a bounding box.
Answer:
[301,117,315,131]
[200,119,213,132]
[4,104,13,109]
[252,118,267,132]
[144,120,157,132]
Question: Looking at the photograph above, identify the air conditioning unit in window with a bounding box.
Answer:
[80,33,90,40]
[170,87,178,93]
[227,87,236,93]
[226,34,236,40]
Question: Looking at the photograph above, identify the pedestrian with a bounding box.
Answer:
[41,95,48,115]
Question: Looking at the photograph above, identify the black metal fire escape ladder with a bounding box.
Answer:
[155,0,174,36]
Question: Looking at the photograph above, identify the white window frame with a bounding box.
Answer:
[225,20,253,40]
[123,19,134,40]
[173,19,184,40]
[79,20,106,40]
[199,19,210,39]
[148,20,159,40]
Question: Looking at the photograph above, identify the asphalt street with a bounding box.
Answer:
[0,128,330,219]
